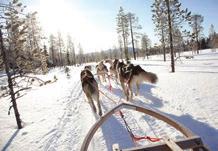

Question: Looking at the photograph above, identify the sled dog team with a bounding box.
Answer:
[80,59,158,116]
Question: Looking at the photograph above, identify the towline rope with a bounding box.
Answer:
[118,111,162,143]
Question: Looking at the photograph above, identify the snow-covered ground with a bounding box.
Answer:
[0,49,218,151]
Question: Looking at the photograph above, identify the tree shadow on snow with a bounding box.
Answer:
[98,103,134,151]
[1,129,20,151]
[168,113,218,151]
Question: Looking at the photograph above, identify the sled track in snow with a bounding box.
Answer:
[40,80,83,150]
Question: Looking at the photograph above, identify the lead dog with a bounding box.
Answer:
[96,61,108,83]
[84,65,92,71]
[80,69,102,116]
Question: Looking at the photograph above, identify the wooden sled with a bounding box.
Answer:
[80,103,209,151]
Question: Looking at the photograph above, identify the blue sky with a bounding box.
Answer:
[19,0,218,52]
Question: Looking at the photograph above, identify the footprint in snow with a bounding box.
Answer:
[22,132,28,136]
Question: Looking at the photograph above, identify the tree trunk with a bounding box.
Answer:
[129,16,136,60]
[194,17,200,54]
[166,0,175,72]
[122,32,128,61]
[51,45,55,65]
[161,26,166,62]
[0,29,22,129]
[121,21,129,61]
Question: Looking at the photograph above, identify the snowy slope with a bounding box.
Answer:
[0,49,218,151]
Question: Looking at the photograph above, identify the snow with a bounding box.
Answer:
[1,49,218,151]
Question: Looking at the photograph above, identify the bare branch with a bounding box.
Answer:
[15,93,26,100]
[14,87,31,95]
[8,105,13,115]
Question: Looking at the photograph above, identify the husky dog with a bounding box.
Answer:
[84,65,92,71]
[127,65,158,100]
[111,59,119,80]
[117,62,158,101]
[104,59,113,65]
[116,62,134,101]
[80,69,102,116]
[96,61,108,83]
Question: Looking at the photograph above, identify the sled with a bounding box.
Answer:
[80,103,209,151]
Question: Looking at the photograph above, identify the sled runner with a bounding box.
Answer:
[80,103,209,151]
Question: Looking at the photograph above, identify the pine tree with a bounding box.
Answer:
[4,1,32,73]
[116,7,129,61]
[141,33,151,59]
[48,34,57,66]
[1,28,23,129]
[25,12,41,52]
[173,28,183,56]
[0,0,29,129]
[66,50,70,65]
[25,12,48,73]
[209,24,216,38]
[118,35,123,59]
[78,43,84,64]
[66,35,76,65]
[151,0,168,61]
[127,12,141,60]
[152,0,192,72]
[189,14,204,54]
[57,32,64,66]
[208,24,216,49]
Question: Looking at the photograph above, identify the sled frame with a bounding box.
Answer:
[80,103,209,151]
[119,136,208,151]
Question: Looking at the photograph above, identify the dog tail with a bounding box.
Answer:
[143,71,158,84]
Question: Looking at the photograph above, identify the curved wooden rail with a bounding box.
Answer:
[80,103,196,151]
